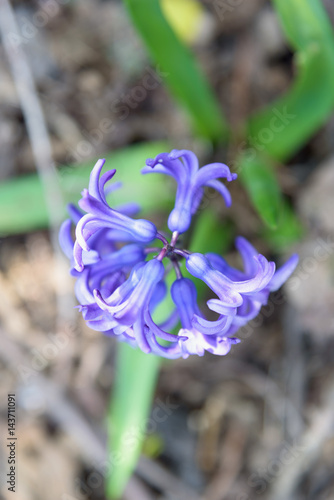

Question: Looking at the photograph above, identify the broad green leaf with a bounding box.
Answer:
[237,152,303,244]
[272,0,333,48]
[241,0,334,235]
[238,154,282,229]
[106,343,161,499]
[0,142,172,235]
[247,0,334,161]
[122,0,228,141]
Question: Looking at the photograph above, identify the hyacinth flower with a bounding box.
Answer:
[59,150,298,359]
[171,278,240,358]
[203,237,300,336]
[73,158,157,271]
[142,149,237,234]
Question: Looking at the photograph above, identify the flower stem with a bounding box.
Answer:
[156,232,169,245]
[170,231,179,247]
[173,248,191,259]
[157,247,168,261]
[144,247,160,255]
[171,258,182,279]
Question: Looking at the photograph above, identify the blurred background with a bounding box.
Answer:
[1,0,334,499]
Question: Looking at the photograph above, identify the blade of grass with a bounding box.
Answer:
[123,0,228,141]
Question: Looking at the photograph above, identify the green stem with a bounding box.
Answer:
[106,343,161,499]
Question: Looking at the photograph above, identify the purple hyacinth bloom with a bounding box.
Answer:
[60,153,298,359]
[185,251,276,315]
[93,259,180,353]
[74,159,157,271]
[74,257,182,353]
[59,200,143,274]
[204,237,299,335]
[142,149,237,234]
[171,278,240,358]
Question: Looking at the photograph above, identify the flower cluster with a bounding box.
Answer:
[59,150,298,359]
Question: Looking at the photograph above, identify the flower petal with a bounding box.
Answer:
[192,313,234,335]
[168,149,199,177]
[235,236,259,277]
[88,159,107,201]
[59,219,74,259]
[269,254,299,292]
[171,278,201,329]
[193,162,237,189]
[205,179,232,207]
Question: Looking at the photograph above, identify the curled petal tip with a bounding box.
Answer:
[168,150,178,160]
[145,158,156,168]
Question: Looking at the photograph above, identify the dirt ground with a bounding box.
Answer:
[1,1,334,499]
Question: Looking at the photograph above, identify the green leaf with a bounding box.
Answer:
[189,208,233,255]
[122,0,228,141]
[238,153,282,229]
[106,343,161,499]
[0,174,56,235]
[247,0,334,161]
[262,200,304,250]
[272,0,334,48]
[241,0,334,235]
[238,153,303,242]
[0,141,172,235]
